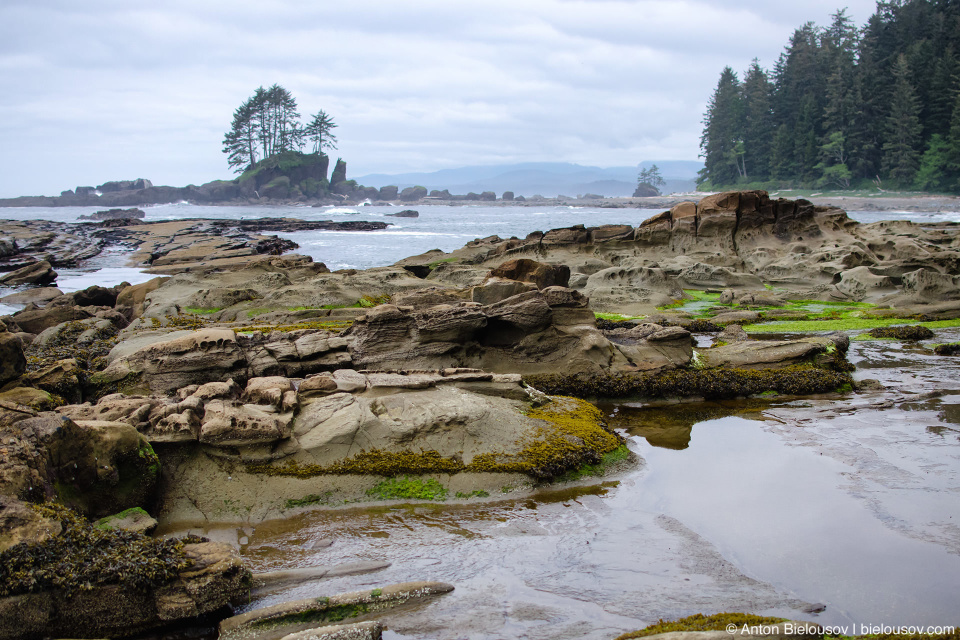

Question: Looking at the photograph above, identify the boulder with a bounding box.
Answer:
[470,279,537,306]
[69,284,120,308]
[0,260,57,286]
[399,186,427,202]
[377,185,399,200]
[0,287,63,306]
[0,540,249,640]
[701,336,841,370]
[94,506,158,534]
[386,209,419,218]
[0,333,26,385]
[0,496,62,553]
[20,358,82,404]
[10,305,92,334]
[346,289,683,375]
[115,276,168,319]
[46,418,161,518]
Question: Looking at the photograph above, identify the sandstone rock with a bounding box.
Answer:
[0,287,63,306]
[20,358,81,403]
[718,324,750,343]
[198,399,294,447]
[115,276,168,319]
[94,506,158,534]
[0,541,249,640]
[97,328,247,394]
[187,287,262,309]
[0,333,25,385]
[279,621,383,640]
[470,278,537,305]
[710,310,761,326]
[489,258,570,289]
[298,374,339,397]
[0,260,57,286]
[219,582,453,640]
[836,267,898,301]
[0,387,59,412]
[0,496,62,553]
[48,418,160,518]
[11,304,92,335]
[393,287,467,308]
[899,268,960,302]
[701,336,840,370]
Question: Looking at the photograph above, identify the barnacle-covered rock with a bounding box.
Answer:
[0,503,250,640]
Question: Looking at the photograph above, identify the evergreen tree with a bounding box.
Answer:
[638,164,665,191]
[914,134,949,190]
[945,90,960,190]
[699,67,743,186]
[303,110,339,154]
[881,54,923,187]
[696,0,960,193]
[222,85,334,174]
[740,60,775,180]
[817,9,859,186]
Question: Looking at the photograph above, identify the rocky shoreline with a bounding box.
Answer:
[1,190,959,639]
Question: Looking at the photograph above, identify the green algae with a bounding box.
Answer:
[745,317,960,334]
[183,307,223,315]
[595,312,643,322]
[367,476,448,501]
[615,613,788,640]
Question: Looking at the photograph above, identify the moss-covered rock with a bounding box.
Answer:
[47,419,160,518]
[867,325,935,340]
[524,366,853,401]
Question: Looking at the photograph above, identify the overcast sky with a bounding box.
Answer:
[0,0,880,198]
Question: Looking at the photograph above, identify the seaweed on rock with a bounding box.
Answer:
[0,503,190,598]
[867,325,935,340]
[524,366,853,400]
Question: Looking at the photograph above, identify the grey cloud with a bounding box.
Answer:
[0,0,879,197]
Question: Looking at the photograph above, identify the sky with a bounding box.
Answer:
[0,0,880,198]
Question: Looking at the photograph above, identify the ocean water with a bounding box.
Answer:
[1,202,957,296]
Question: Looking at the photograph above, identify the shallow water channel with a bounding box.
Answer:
[166,331,960,639]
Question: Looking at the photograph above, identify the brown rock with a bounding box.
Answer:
[115,277,168,319]
[489,258,570,289]
[10,305,92,335]
[0,496,62,554]
[0,333,25,385]
[0,261,57,286]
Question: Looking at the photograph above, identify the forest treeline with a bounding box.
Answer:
[698,0,960,193]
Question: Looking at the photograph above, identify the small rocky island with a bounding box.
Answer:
[1,191,958,639]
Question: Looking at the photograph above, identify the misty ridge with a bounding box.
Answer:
[354,161,702,198]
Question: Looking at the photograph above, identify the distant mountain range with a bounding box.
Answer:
[353,161,703,198]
